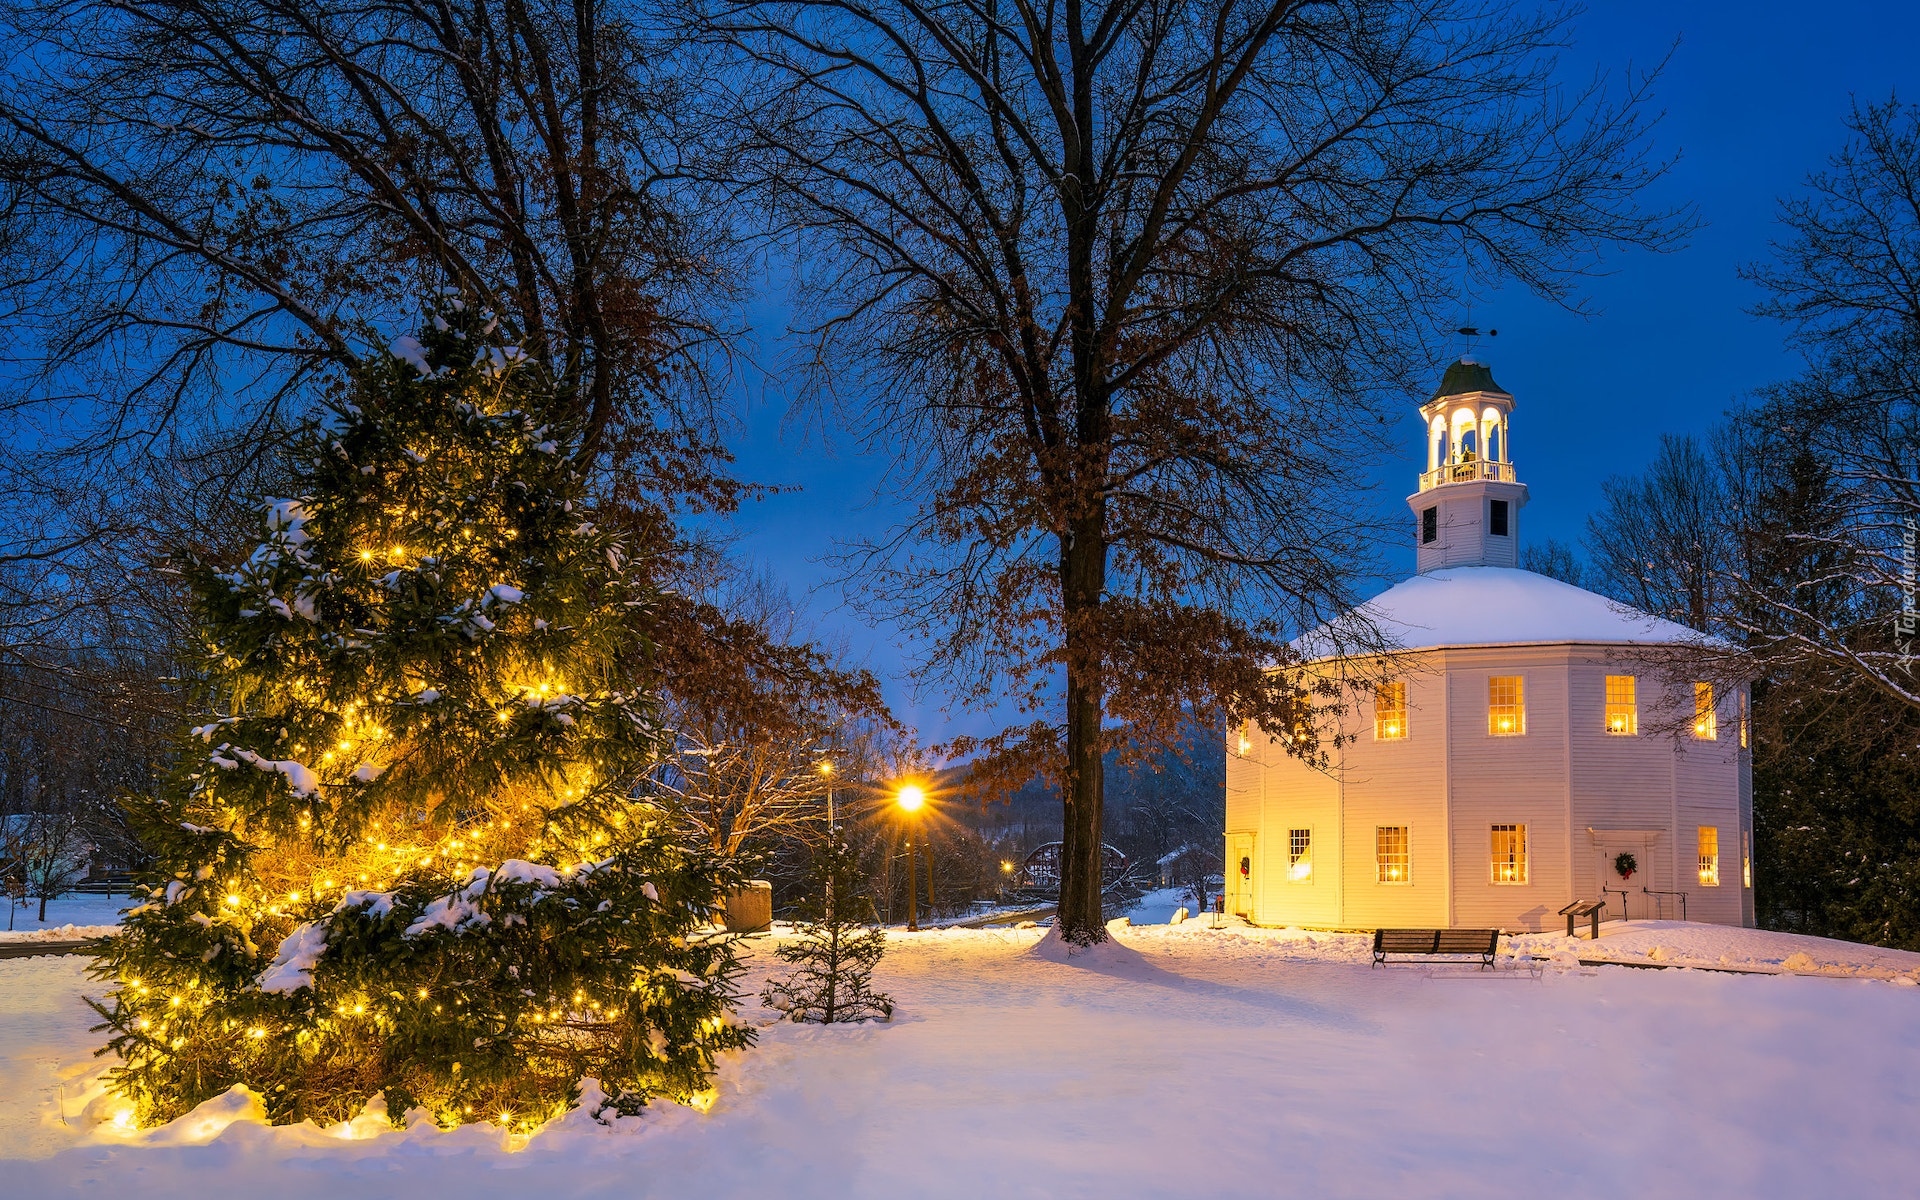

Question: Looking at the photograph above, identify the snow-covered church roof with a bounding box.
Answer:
[1348,566,1707,652]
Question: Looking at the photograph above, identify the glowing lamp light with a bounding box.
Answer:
[1382,722,1401,738]
[819,760,834,777]
[896,785,926,813]
[1497,718,1514,732]
[1289,861,1311,881]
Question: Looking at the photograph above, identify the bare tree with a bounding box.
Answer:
[1520,536,1584,586]
[1735,97,1920,707]
[1586,433,1727,632]
[0,0,748,677]
[698,0,1686,939]
[0,0,734,456]
[649,566,904,855]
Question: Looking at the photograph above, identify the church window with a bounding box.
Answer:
[1693,683,1717,740]
[1738,689,1749,749]
[1288,829,1313,882]
[1374,680,1407,740]
[1487,675,1525,735]
[1421,506,1437,544]
[1376,826,1409,883]
[1743,832,1752,888]
[1489,499,1509,536]
[1490,824,1527,884]
[1698,826,1720,886]
[1604,675,1637,735]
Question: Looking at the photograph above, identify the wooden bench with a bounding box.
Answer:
[1371,928,1500,969]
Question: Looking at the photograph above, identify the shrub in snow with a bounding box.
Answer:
[762,838,893,1023]
[90,296,753,1129]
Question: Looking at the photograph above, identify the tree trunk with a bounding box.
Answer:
[1057,512,1108,942]
[38,892,49,922]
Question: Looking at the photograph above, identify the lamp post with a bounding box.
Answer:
[818,759,837,918]
[897,784,925,931]
[819,759,835,832]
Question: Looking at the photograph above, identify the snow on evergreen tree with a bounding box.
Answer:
[761,838,893,1023]
[90,295,753,1128]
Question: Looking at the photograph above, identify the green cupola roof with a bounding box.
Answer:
[1431,358,1508,400]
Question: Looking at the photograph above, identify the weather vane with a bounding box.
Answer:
[1455,324,1499,361]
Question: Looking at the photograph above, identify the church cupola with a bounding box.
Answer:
[1408,357,1530,573]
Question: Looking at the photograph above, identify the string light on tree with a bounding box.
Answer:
[91,294,754,1130]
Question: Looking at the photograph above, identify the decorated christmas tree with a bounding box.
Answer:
[761,837,893,1023]
[91,296,753,1129]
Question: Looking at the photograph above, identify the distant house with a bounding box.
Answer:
[1226,360,1753,932]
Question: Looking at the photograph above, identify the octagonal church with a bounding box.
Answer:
[1224,359,1754,933]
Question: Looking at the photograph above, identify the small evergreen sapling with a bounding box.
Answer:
[762,838,894,1023]
[91,296,753,1129]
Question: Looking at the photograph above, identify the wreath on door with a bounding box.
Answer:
[1613,852,1638,882]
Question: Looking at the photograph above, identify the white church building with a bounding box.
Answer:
[1224,359,1754,932]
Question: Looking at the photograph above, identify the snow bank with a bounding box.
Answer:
[6,921,1920,1197]
[1506,920,1920,979]
[145,1086,270,1146]
[0,922,119,944]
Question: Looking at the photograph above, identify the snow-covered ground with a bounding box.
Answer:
[1510,919,1920,977]
[1122,885,1201,925]
[3,920,1918,1198]
[0,893,129,942]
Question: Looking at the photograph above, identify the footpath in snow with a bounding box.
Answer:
[2,915,1918,1198]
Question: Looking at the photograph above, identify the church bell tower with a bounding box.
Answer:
[1409,358,1529,573]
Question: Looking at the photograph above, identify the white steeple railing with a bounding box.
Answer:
[1419,459,1516,491]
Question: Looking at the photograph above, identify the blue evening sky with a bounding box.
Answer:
[712,1,1920,746]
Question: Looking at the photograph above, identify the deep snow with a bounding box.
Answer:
[2,920,1917,1198]
[0,893,128,941]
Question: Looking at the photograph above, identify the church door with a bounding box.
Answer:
[1595,837,1652,921]
[1229,834,1255,918]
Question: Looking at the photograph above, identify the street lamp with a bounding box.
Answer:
[897,784,926,931]
[819,758,835,831]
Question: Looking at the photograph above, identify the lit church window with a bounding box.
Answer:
[1376,826,1409,883]
[1698,826,1720,886]
[1490,824,1527,884]
[1488,675,1524,735]
[1694,683,1717,740]
[1289,829,1312,882]
[1605,675,1637,735]
[1375,680,1407,740]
